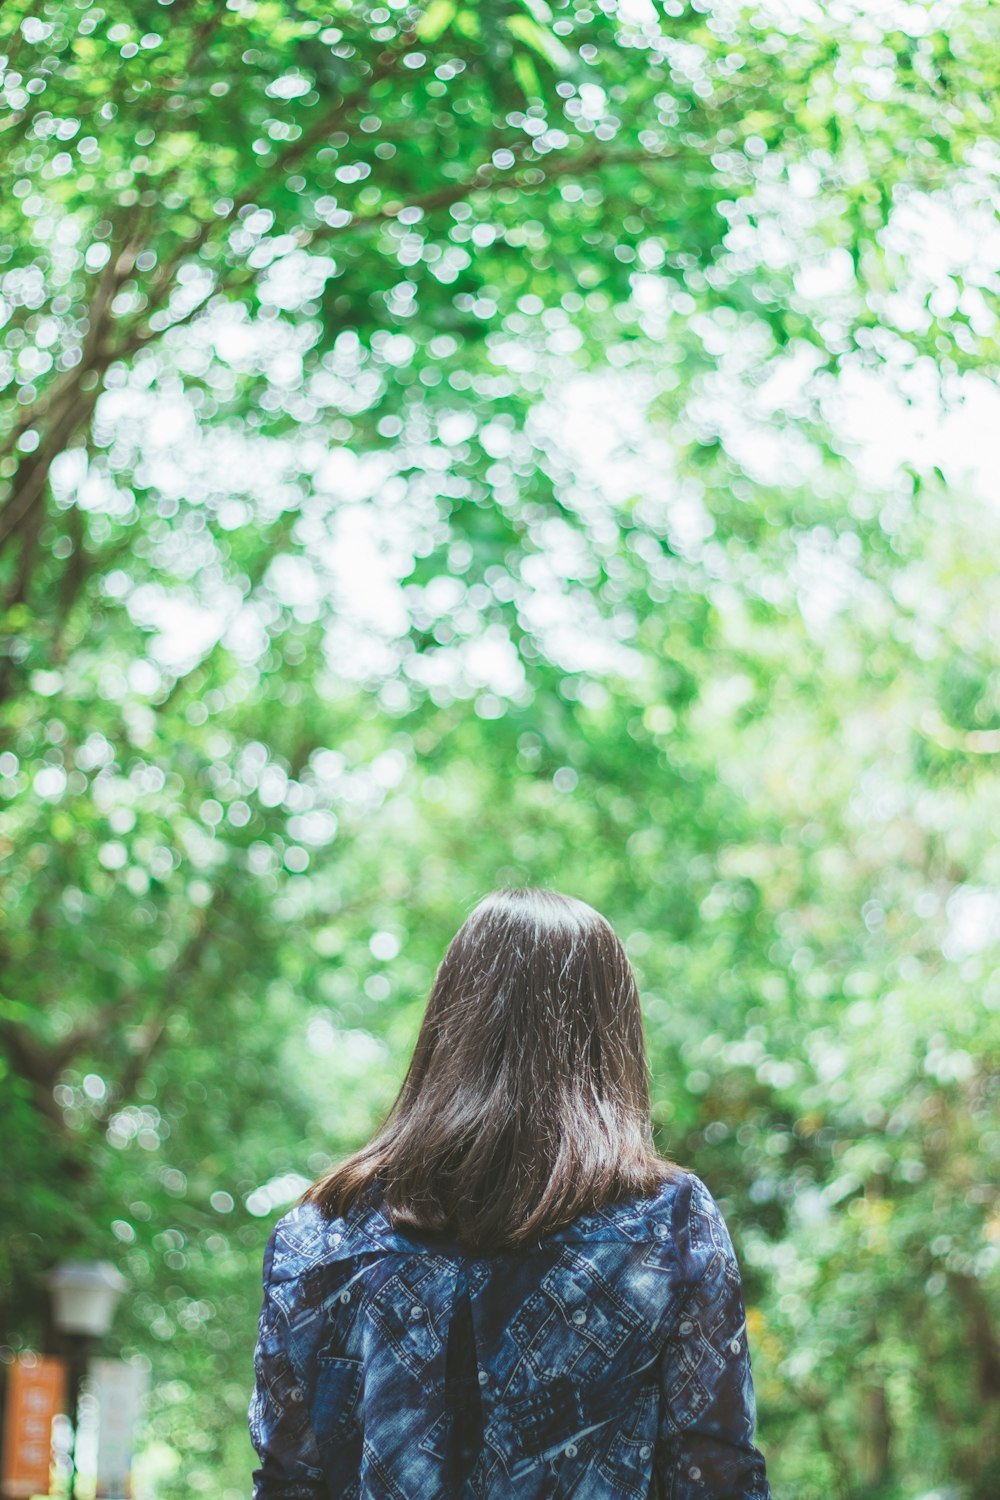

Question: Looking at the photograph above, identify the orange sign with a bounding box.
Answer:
[2,1354,66,1498]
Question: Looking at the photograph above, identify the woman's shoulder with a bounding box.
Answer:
[260,1167,730,1282]
[547,1164,702,1246]
[262,1192,389,1284]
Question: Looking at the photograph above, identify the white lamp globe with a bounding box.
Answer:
[47,1261,129,1338]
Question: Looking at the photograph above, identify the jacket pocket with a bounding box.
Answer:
[367,1270,444,1380]
[508,1250,645,1380]
[313,1352,363,1437]
[596,1380,659,1497]
[504,1373,592,1461]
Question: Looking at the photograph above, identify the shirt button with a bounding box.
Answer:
[565,1444,578,1457]
[679,1320,693,1334]
[410,1305,424,1319]
[730,1337,741,1352]
[289,1386,303,1403]
[478,1370,488,1386]
[639,1445,652,1459]
[572,1309,587,1325]
[339,1291,351,1304]
[689,1466,701,1480]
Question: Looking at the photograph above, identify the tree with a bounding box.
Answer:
[1,1,999,1495]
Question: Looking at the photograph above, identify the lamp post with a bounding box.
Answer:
[46,1262,128,1500]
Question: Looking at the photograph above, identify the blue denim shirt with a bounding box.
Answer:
[248,1169,771,1498]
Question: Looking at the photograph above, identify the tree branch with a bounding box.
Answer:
[94,884,231,1119]
[948,1271,1000,1401]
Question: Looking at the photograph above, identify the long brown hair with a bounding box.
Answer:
[300,888,680,1249]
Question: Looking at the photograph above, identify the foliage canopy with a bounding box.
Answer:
[1,0,999,1495]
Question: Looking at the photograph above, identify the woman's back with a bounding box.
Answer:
[249,1170,770,1498]
[249,890,771,1496]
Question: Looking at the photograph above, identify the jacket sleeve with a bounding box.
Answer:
[247,1224,325,1499]
[656,1173,771,1499]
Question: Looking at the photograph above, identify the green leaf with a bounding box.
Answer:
[513,51,543,101]
[415,0,458,42]
[505,13,575,71]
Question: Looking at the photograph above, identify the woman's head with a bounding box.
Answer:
[301,888,677,1248]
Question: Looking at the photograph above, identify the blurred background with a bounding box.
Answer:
[1,0,998,1496]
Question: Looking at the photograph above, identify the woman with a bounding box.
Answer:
[248,888,772,1497]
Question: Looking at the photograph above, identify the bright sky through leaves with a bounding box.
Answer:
[2,0,999,1494]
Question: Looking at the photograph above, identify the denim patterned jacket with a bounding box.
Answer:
[248,1170,771,1498]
